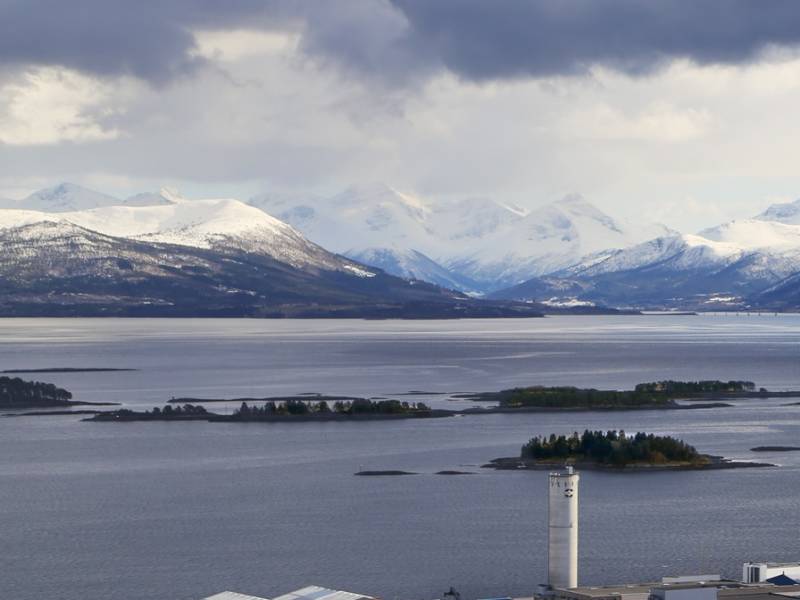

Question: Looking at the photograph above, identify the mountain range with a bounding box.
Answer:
[0,185,542,318]
[491,205,800,309]
[251,183,670,293]
[2,181,800,313]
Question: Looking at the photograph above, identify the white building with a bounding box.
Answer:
[742,563,800,584]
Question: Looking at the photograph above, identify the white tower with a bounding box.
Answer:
[548,466,579,589]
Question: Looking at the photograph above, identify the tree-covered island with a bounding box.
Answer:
[89,404,211,421]
[522,430,703,465]
[634,380,756,394]
[485,430,772,471]
[0,376,117,408]
[219,398,439,421]
[88,398,449,422]
[461,379,765,410]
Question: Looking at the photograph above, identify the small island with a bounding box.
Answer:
[459,380,773,411]
[87,398,449,422]
[0,376,117,409]
[166,394,365,404]
[355,470,418,476]
[216,398,444,421]
[485,430,773,471]
[88,404,212,421]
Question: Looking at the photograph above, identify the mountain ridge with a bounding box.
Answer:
[250,183,670,293]
[0,186,545,318]
[7,181,800,311]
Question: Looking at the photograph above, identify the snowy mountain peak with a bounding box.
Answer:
[330,183,432,224]
[549,194,624,233]
[123,187,185,207]
[755,198,800,224]
[0,197,366,272]
[18,182,121,212]
[700,218,800,251]
[159,187,185,204]
[245,183,673,292]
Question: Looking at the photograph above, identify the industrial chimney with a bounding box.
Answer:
[548,466,579,589]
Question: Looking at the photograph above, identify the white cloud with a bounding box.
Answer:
[561,102,712,142]
[0,68,122,145]
[192,29,299,62]
[4,34,800,233]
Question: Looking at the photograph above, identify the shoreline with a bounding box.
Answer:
[483,455,775,472]
[0,400,120,411]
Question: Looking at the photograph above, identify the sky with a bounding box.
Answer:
[2,0,800,231]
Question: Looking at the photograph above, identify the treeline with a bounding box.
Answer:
[495,386,671,409]
[488,379,759,409]
[0,376,73,407]
[91,404,209,421]
[520,430,703,466]
[232,398,431,420]
[634,380,756,394]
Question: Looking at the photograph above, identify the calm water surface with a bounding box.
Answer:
[0,316,799,600]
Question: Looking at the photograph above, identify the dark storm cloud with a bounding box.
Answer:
[3,0,800,85]
[0,0,300,83]
[388,0,800,80]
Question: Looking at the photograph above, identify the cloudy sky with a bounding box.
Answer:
[2,0,800,231]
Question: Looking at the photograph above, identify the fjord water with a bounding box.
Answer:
[1,316,800,600]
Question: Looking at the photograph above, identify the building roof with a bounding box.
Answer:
[272,586,374,600]
[203,593,271,600]
[556,583,657,598]
[720,584,800,596]
[559,580,763,600]
[767,576,800,586]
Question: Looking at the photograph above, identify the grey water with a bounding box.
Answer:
[0,315,799,600]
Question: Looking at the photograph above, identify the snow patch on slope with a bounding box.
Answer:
[700,219,800,251]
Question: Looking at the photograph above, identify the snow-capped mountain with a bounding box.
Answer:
[250,184,667,293]
[0,185,542,317]
[754,198,800,225]
[445,194,671,289]
[251,183,440,255]
[345,247,482,293]
[250,183,525,292]
[494,207,800,308]
[0,198,370,273]
[122,187,184,207]
[0,183,188,212]
[0,182,121,212]
[10,181,800,311]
